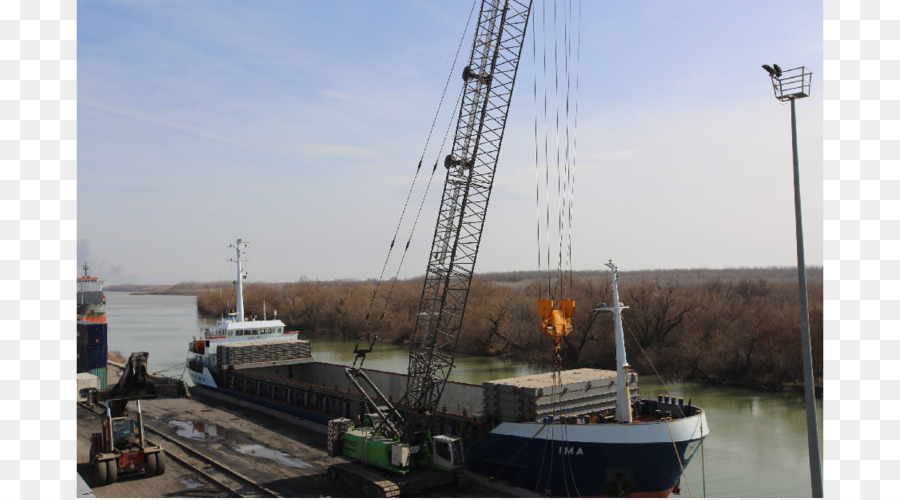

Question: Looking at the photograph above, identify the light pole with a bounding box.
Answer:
[762,63,822,498]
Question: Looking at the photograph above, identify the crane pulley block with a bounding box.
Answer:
[444,154,474,170]
[462,65,492,85]
[538,298,575,349]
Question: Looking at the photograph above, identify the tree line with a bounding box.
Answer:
[195,267,823,391]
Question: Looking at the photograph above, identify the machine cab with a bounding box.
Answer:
[111,417,139,449]
[432,435,464,471]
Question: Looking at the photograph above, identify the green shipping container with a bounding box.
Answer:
[88,367,107,390]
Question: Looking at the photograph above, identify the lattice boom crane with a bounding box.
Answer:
[402,0,533,448]
[334,2,534,489]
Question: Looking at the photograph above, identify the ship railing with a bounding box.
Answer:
[638,398,700,419]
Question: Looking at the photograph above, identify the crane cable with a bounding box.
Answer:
[532,0,582,494]
[533,0,576,304]
[664,418,695,497]
[556,2,582,495]
[565,5,583,492]
[557,0,578,303]
[373,86,464,329]
[361,0,479,336]
[624,318,704,498]
[553,0,563,303]
[534,0,579,372]
[565,0,580,295]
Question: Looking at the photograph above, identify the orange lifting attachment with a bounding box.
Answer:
[537,298,575,369]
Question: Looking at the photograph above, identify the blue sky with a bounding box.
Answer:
[78,0,823,285]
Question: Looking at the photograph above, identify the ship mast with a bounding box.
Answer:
[595,260,633,423]
[229,239,248,322]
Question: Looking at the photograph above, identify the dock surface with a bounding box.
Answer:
[77,364,512,498]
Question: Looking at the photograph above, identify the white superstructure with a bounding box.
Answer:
[186,239,297,388]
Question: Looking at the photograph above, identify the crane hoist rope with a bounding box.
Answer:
[361,0,479,337]
[534,0,581,371]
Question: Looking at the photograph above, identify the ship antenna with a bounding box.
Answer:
[228,238,249,322]
[595,260,633,423]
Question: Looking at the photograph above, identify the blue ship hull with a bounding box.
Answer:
[466,412,708,497]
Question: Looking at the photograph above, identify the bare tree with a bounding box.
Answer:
[622,277,695,350]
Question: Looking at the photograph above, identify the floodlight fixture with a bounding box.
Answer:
[764,63,812,102]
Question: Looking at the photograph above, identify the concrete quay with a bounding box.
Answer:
[76,366,513,498]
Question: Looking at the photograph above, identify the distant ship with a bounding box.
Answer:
[186,239,301,388]
[77,263,107,323]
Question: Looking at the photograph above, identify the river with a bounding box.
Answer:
[104,291,825,498]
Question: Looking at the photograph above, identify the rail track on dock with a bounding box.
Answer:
[80,402,281,498]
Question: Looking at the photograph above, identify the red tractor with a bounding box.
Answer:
[86,352,189,486]
[89,399,166,485]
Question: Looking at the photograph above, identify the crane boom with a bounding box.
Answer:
[334,2,535,491]
[401,0,532,446]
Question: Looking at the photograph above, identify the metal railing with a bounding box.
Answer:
[769,66,812,101]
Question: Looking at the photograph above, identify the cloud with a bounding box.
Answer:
[80,98,230,146]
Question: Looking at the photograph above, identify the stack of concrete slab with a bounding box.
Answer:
[218,339,313,369]
[482,368,640,423]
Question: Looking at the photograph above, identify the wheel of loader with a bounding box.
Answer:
[145,452,158,476]
[92,459,107,486]
[156,452,167,475]
[106,459,118,484]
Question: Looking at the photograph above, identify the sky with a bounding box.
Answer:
[77,0,824,285]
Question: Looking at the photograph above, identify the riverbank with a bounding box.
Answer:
[108,266,823,394]
[102,290,824,497]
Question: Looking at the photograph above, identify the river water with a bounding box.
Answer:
[105,291,824,498]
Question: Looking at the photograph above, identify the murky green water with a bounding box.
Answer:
[303,334,548,385]
[104,291,825,497]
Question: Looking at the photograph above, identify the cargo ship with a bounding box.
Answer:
[187,247,708,496]
[77,263,107,323]
[186,239,301,388]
